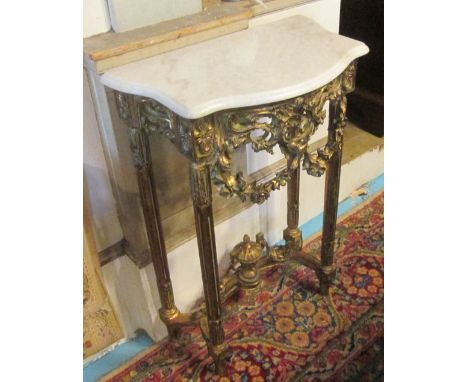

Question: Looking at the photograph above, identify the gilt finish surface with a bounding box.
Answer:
[114,61,358,374]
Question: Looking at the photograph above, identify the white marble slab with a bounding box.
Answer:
[100,15,369,119]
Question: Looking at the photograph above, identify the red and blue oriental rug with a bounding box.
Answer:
[102,191,384,382]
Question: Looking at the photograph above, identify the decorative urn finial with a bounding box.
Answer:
[230,233,266,288]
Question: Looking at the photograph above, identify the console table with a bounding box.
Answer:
[100,15,368,374]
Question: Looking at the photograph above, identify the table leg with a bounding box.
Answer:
[284,165,303,252]
[128,124,181,339]
[190,164,227,374]
[319,98,345,295]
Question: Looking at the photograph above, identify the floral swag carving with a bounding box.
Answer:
[211,62,355,204]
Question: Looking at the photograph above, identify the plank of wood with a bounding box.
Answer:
[84,4,252,72]
[90,19,249,73]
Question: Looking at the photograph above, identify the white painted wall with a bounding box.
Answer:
[83,0,111,38]
[84,71,124,251]
[107,0,202,33]
[83,0,122,252]
[250,0,341,31]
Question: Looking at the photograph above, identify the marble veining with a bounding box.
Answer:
[100,15,369,119]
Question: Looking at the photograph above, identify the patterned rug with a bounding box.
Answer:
[102,191,384,382]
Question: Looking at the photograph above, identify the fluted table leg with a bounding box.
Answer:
[128,119,181,339]
[190,164,227,374]
[284,165,303,252]
[319,98,345,295]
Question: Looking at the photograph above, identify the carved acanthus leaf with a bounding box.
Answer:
[342,60,357,94]
[115,92,131,122]
[212,167,290,204]
[211,71,350,203]
[302,96,347,177]
[191,119,217,164]
[128,127,151,171]
[139,99,176,142]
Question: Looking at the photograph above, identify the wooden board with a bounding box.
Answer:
[84,4,252,72]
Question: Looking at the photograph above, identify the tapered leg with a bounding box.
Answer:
[319,98,346,295]
[190,164,227,374]
[283,165,303,251]
[128,123,181,339]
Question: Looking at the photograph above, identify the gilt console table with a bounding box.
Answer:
[100,15,368,374]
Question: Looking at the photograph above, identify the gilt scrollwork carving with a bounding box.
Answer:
[138,99,176,143]
[115,62,356,204]
[116,92,177,165]
[210,110,292,204]
[128,126,151,171]
[342,60,357,94]
[115,92,131,122]
[210,64,354,204]
[191,118,217,164]
[302,95,347,177]
[301,62,354,177]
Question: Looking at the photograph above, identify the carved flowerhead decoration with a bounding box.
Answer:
[342,61,357,93]
[273,96,319,170]
[192,120,216,162]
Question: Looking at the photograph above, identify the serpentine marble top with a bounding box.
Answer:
[100,15,368,119]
